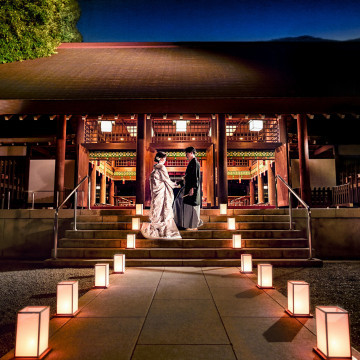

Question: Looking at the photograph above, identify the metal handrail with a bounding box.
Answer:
[53,175,91,259]
[275,175,313,260]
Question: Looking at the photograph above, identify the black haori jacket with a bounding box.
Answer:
[184,157,201,206]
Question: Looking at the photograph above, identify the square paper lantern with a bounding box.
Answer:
[286,280,312,317]
[135,204,143,215]
[100,121,112,133]
[314,306,351,359]
[114,254,125,273]
[95,263,109,288]
[220,203,227,215]
[257,264,274,289]
[232,234,242,248]
[227,218,236,230]
[132,217,140,230]
[15,306,50,358]
[127,234,136,248]
[57,281,78,316]
[249,119,263,131]
[241,254,253,273]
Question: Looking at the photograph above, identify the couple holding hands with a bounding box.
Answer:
[141,146,203,240]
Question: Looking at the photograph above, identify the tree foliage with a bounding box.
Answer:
[0,0,82,63]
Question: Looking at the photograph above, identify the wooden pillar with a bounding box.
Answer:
[250,179,255,205]
[136,114,146,205]
[297,114,311,205]
[145,114,154,207]
[217,114,228,205]
[267,161,276,206]
[206,145,216,206]
[90,162,97,206]
[100,163,106,204]
[258,173,264,203]
[54,115,66,206]
[109,179,114,205]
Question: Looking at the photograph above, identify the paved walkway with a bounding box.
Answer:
[2,267,359,360]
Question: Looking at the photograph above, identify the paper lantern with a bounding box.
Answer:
[15,306,50,358]
[232,234,242,248]
[241,254,252,273]
[127,234,136,248]
[114,254,125,273]
[314,306,351,359]
[100,121,112,132]
[56,281,78,316]
[132,218,140,230]
[286,280,312,317]
[257,264,274,289]
[95,263,109,288]
[135,204,143,215]
[220,203,227,215]
[227,218,236,230]
[249,119,263,131]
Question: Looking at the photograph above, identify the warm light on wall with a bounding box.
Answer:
[127,234,136,248]
[286,280,311,317]
[114,254,125,273]
[15,306,50,358]
[132,218,140,230]
[95,263,109,288]
[227,218,236,230]
[220,203,227,215]
[232,234,242,248]
[56,281,78,316]
[241,254,252,273]
[135,204,143,215]
[314,306,352,359]
[257,264,273,288]
[249,119,263,131]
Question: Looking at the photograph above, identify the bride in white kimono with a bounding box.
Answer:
[141,151,182,240]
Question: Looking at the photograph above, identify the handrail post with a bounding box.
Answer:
[88,177,91,210]
[7,191,10,209]
[53,210,59,259]
[74,190,78,231]
[32,192,35,209]
[1,194,4,209]
[275,177,278,209]
[56,191,59,208]
[288,191,292,230]
[308,209,313,259]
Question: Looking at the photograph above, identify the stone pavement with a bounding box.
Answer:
[2,267,360,360]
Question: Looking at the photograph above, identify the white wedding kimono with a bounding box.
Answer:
[141,164,182,239]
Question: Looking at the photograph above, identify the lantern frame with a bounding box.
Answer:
[220,203,227,215]
[285,280,313,318]
[256,264,274,289]
[313,306,352,360]
[15,306,50,359]
[132,217,141,230]
[240,253,253,273]
[127,234,136,248]
[232,234,242,248]
[94,263,109,288]
[227,217,236,230]
[135,204,143,215]
[113,254,126,273]
[55,281,79,317]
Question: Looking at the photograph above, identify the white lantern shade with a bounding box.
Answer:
[257,264,273,288]
[114,254,125,273]
[315,306,351,359]
[249,119,263,131]
[101,121,112,132]
[241,254,252,273]
[135,204,143,215]
[287,280,310,316]
[15,306,50,358]
[232,234,242,248]
[132,217,140,230]
[227,218,236,230]
[95,263,109,288]
[127,234,136,248]
[57,281,78,316]
[220,203,227,215]
[176,120,187,132]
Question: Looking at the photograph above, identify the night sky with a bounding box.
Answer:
[77,0,360,42]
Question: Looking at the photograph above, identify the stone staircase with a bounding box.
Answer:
[46,209,322,267]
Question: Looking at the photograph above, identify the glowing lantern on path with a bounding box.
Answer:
[257,264,273,289]
[227,218,236,230]
[127,234,136,249]
[232,234,242,248]
[241,254,252,273]
[220,204,227,215]
[286,280,312,317]
[314,306,352,359]
[132,218,140,230]
[95,263,109,288]
[135,204,143,215]
[15,306,50,358]
[56,281,78,316]
[114,254,125,273]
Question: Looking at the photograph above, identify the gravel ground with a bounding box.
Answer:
[0,261,359,358]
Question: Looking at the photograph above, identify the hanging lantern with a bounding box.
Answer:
[249,119,263,131]
[127,234,136,248]
[95,263,109,288]
[56,281,78,316]
[257,264,274,289]
[113,254,125,273]
[286,281,312,317]
[232,234,242,248]
[132,218,140,230]
[313,306,352,359]
[241,254,252,273]
[135,204,143,215]
[15,306,50,358]
[227,218,236,230]
[100,121,112,133]
[220,203,227,215]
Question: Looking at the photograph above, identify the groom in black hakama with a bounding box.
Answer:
[173,146,203,230]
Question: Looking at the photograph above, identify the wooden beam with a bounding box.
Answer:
[149,141,210,150]
[313,145,334,156]
[227,142,282,150]
[0,137,55,144]
[83,143,136,150]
